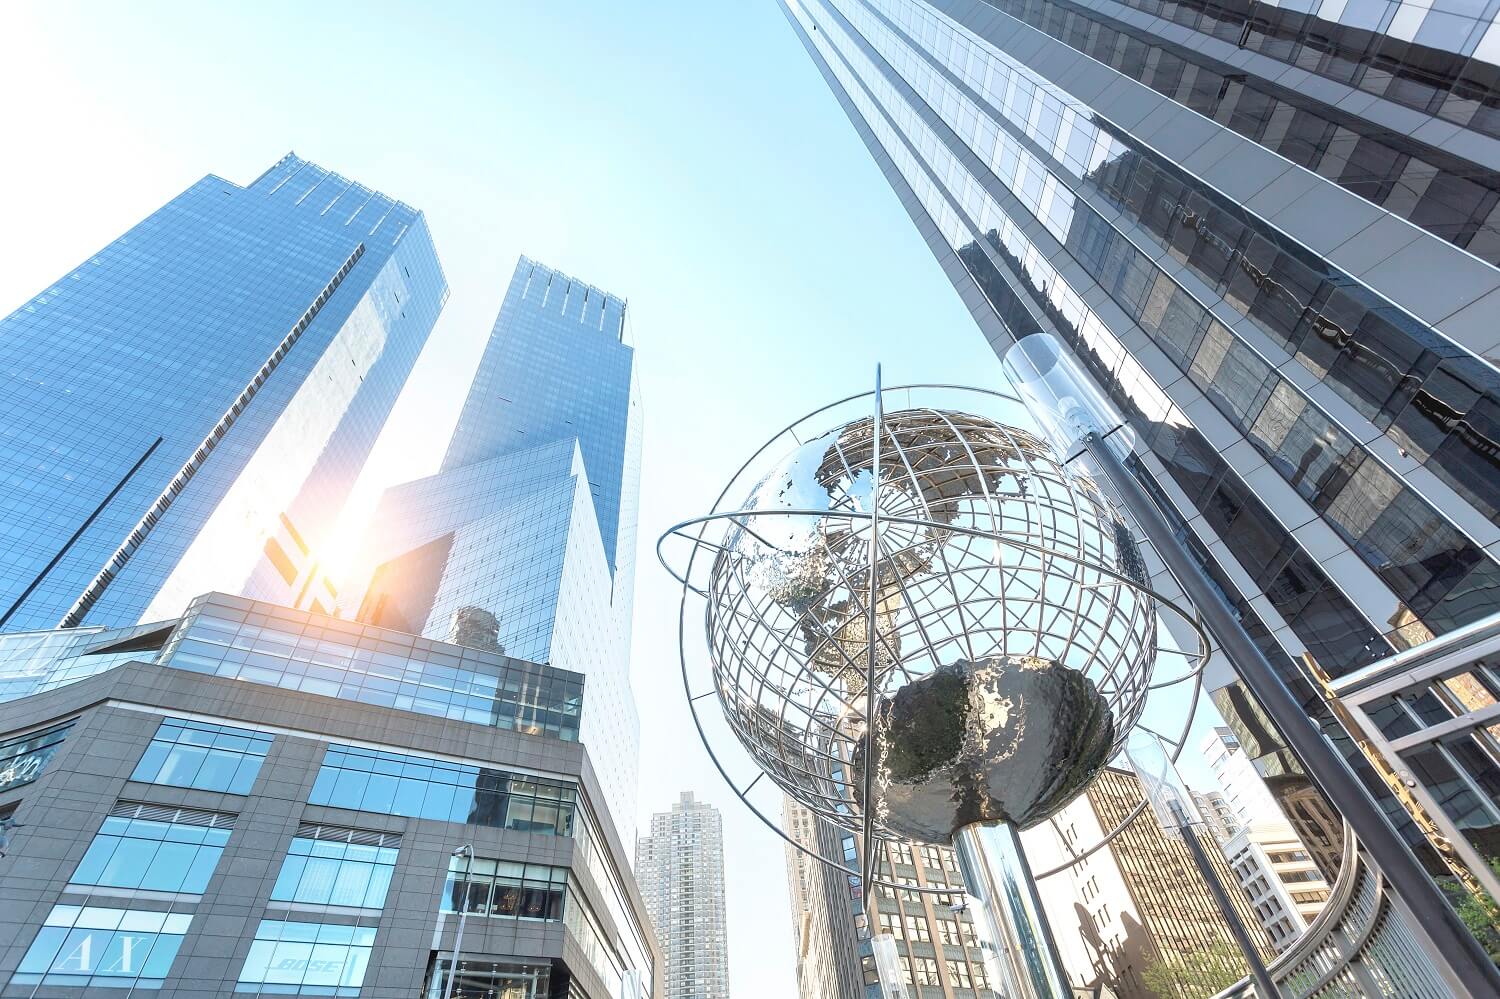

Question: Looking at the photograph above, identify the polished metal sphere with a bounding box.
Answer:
[704,409,1156,843]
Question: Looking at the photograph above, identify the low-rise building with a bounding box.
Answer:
[0,592,659,999]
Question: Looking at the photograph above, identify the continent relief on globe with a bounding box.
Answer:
[854,656,1116,844]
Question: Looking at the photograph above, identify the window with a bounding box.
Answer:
[878,911,903,938]
[947,960,973,989]
[237,919,374,995]
[71,801,234,895]
[0,720,73,793]
[442,856,566,921]
[424,960,551,999]
[308,745,576,836]
[271,824,399,910]
[912,956,941,986]
[937,916,961,945]
[904,913,931,942]
[12,905,191,989]
[130,718,271,794]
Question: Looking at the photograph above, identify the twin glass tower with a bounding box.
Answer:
[0,154,653,999]
[0,155,643,839]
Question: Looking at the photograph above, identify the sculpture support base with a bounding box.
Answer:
[953,821,1071,999]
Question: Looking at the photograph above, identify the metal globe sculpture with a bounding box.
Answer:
[694,405,1158,846]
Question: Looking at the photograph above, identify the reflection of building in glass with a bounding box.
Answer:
[0,152,446,632]
[1191,789,1240,846]
[782,796,998,998]
[346,256,642,840]
[1026,767,1274,998]
[1202,727,1330,944]
[1221,825,1329,951]
[636,793,730,999]
[0,591,659,998]
[777,0,1500,929]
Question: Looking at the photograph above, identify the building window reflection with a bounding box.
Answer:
[308,744,576,836]
[130,717,272,794]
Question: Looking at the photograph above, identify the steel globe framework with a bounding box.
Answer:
[659,382,1209,891]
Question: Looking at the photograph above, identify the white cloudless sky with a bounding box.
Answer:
[1,3,1228,994]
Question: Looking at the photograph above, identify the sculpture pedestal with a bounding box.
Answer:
[953,821,1072,999]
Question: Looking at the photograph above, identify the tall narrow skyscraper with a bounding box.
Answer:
[778,0,1500,945]
[350,256,642,838]
[636,793,731,999]
[0,152,447,631]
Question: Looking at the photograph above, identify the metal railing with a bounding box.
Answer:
[1210,832,1451,998]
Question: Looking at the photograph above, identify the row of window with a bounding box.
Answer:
[846,0,1500,640]
[309,744,577,836]
[162,596,584,742]
[859,0,1500,548]
[897,953,987,990]
[1109,0,1500,139]
[442,856,568,922]
[987,0,1500,257]
[9,717,591,992]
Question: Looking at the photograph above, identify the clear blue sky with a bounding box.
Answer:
[3,3,1228,994]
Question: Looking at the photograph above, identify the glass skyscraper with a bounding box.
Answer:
[778,0,1500,978]
[0,152,447,633]
[349,256,643,842]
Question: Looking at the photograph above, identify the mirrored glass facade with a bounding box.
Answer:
[347,256,642,840]
[0,152,447,632]
[779,0,1500,966]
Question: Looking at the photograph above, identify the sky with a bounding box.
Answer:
[2,3,1230,994]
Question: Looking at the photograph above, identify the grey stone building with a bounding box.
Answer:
[0,592,659,998]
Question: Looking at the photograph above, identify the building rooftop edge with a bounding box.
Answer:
[517,253,628,311]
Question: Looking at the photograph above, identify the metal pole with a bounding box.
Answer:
[1170,800,1281,999]
[860,364,883,898]
[440,843,474,999]
[953,820,1072,999]
[1082,432,1500,998]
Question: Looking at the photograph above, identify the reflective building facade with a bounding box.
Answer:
[778,0,1500,947]
[349,257,643,843]
[0,152,447,632]
[0,592,660,999]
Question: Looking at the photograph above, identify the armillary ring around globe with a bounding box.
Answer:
[657,383,1213,890]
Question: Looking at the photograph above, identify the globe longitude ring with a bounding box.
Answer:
[658,383,1211,892]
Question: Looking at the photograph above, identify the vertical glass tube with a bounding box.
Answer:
[953,820,1072,999]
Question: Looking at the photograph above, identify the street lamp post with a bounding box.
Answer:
[440,843,475,999]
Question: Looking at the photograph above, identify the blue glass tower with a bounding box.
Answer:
[351,256,643,839]
[0,152,448,632]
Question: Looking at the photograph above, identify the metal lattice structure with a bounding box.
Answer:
[660,381,1209,889]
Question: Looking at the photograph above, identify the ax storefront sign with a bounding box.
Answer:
[10,905,191,988]
[0,720,73,793]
